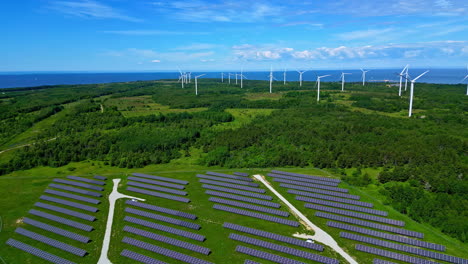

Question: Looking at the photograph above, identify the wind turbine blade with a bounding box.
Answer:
[400,65,409,75]
[413,70,429,81]
[461,75,468,82]
[319,75,331,78]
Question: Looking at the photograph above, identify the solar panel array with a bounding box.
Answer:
[236,245,308,264]
[44,189,101,204]
[291,190,373,207]
[125,207,200,230]
[271,170,341,183]
[126,200,197,220]
[53,179,104,191]
[302,197,387,216]
[209,197,289,217]
[199,179,266,193]
[356,244,440,264]
[229,233,338,264]
[373,259,398,264]
[267,173,339,186]
[128,181,188,196]
[49,183,102,197]
[29,209,94,232]
[315,212,424,238]
[233,172,249,177]
[122,236,213,264]
[202,184,272,200]
[305,203,404,226]
[272,178,349,193]
[213,204,299,227]
[197,174,259,187]
[93,175,107,181]
[327,221,445,251]
[126,187,190,203]
[244,260,260,264]
[132,173,189,185]
[35,202,96,222]
[203,172,253,181]
[282,183,360,200]
[6,238,76,264]
[121,249,168,264]
[23,218,90,243]
[67,175,105,186]
[206,190,280,208]
[39,195,99,212]
[128,176,186,190]
[15,227,87,257]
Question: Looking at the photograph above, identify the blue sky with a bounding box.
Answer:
[1,0,467,71]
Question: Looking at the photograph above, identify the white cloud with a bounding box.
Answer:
[200,59,215,62]
[102,48,215,62]
[404,50,422,58]
[336,28,395,41]
[151,60,161,63]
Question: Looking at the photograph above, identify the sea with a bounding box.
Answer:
[0,69,466,89]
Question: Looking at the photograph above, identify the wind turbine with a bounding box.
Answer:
[461,65,468,96]
[187,72,191,84]
[407,70,429,117]
[340,72,351,92]
[283,69,287,85]
[398,65,409,96]
[316,74,331,102]
[221,73,225,83]
[194,74,205,95]
[269,66,276,93]
[360,68,370,86]
[404,66,409,91]
[297,70,307,87]
[178,69,185,88]
[240,68,247,88]
[228,73,233,84]
[235,73,238,85]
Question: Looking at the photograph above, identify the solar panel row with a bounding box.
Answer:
[271,170,341,183]
[273,178,348,193]
[197,174,259,187]
[124,226,211,255]
[291,190,373,207]
[233,172,249,177]
[128,176,186,190]
[35,202,96,222]
[121,249,168,264]
[213,204,299,227]
[93,175,107,181]
[305,204,405,226]
[125,208,200,230]
[315,212,423,238]
[40,195,99,213]
[327,221,445,252]
[373,259,398,264]
[128,181,188,196]
[6,238,76,264]
[223,222,323,251]
[53,179,104,191]
[206,190,280,208]
[267,173,339,186]
[122,236,213,264]
[356,244,439,264]
[206,171,246,177]
[132,173,189,185]
[204,172,253,181]
[126,187,190,203]
[44,189,101,204]
[67,175,105,186]
[209,197,289,217]
[244,260,260,264]
[126,200,197,220]
[124,216,205,241]
[230,233,338,264]
[29,209,93,232]
[302,197,387,216]
[15,228,87,257]
[236,245,307,264]
[202,184,272,200]
[199,179,266,193]
[23,218,90,243]
[281,183,360,200]
[49,183,102,197]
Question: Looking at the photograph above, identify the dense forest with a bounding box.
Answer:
[0,79,466,242]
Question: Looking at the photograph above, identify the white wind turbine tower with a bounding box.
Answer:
[235,73,238,85]
[404,66,409,91]
[316,74,331,102]
[228,73,233,84]
[340,72,351,92]
[398,65,409,96]
[297,70,307,87]
[187,72,191,84]
[269,66,276,93]
[461,65,468,96]
[407,70,429,117]
[283,69,287,85]
[360,68,370,86]
[240,68,247,88]
[194,74,205,95]
[178,70,185,89]
[221,73,225,83]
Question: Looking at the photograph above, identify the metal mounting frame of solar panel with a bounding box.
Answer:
[327,221,445,251]
[132,173,188,185]
[124,216,205,241]
[281,183,360,199]
[235,245,308,264]
[199,179,266,193]
[213,204,299,227]
[128,176,185,190]
[67,175,105,186]
[233,172,249,177]
[223,222,324,251]
[126,200,197,220]
[39,195,99,212]
[15,227,87,257]
[124,226,211,255]
[305,203,404,226]
[209,197,289,217]
[6,238,76,264]
[355,244,440,264]
[271,170,341,183]
[122,236,214,264]
[53,179,104,191]
[128,181,188,195]
[205,172,253,181]
[94,175,107,181]
[267,173,339,186]
[301,197,387,216]
[29,209,93,232]
[126,187,190,203]
[197,174,259,187]
[206,190,280,208]
[273,178,349,193]
[44,189,101,204]
[48,183,102,197]
[202,184,272,200]
[373,259,398,264]
[230,233,338,264]
[291,190,372,207]
[121,249,168,264]
[341,232,467,264]
[35,202,96,222]
[125,208,200,230]
[23,218,90,243]
[315,212,423,238]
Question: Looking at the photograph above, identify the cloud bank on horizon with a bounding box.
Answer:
[1,0,467,71]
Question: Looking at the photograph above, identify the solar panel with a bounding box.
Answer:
[35,202,96,222]
[15,227,87,257]
[315,212,423,238]
[291,190,373,207]
[53,179,104,191]
[281,184,360,200]
[122,236,213,264]
[244,260,260,264]
[197,174,259,187]
[23,218,90,243]
[94,175,107,181]
[305,204,404,226]
[132,173,188,185]
[205,172,253,181]
[236,245,308,264]
[355,244,440,264]
[67,175,105,186]
[230,233,338,264]
[49,183,102,197]
[223,222,323,251]
[202,184,272,200]
[126,187,190,203]
[124,216,205,241]
[128,181,188,196]
[199,179,266,193]
[327,221,445,251]
[267,173,339,186]
[6,238,76,264]
[213,204,299,227]
[373,259,398,264]
[39,195,99,213]
[271,170,341,183]
[233,172,249,177]
[206,190,280,208]
[125,207,200,230]
[121,249,168,264]
[126,200,197,220]
[44,189,100,204]
[128,176,186,190]
[209,197,289,217]
[301,197,386,216]
[124,226,211,255]
[29,209,93,232]
[273,178,348,193]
